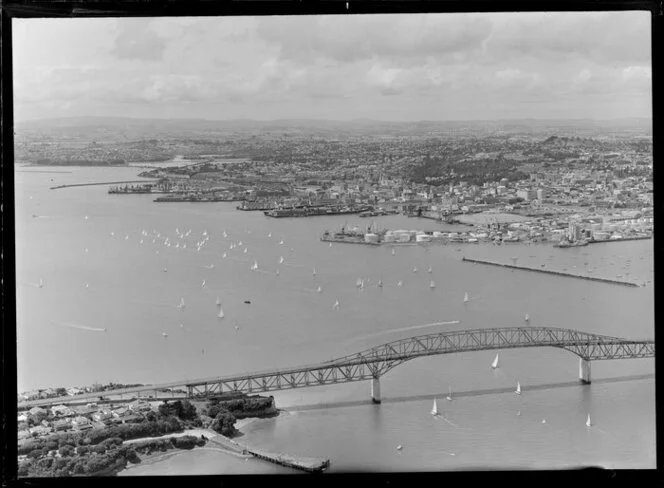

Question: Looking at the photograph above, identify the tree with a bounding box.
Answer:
[211,411,237,437]
[58,445,74,457]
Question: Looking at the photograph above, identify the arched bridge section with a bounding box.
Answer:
[185,327,653,401]
[19,327,654,408]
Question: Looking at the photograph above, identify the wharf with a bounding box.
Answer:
[461,257,640,287]
[320,234,380,246]
[154,196,242,203]
[245,446,329,473]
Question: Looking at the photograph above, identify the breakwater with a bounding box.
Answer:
[50,180,157,190]
[461,257,640,287]
[588,236,652,245]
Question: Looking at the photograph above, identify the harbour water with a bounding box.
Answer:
[15,166,655,471]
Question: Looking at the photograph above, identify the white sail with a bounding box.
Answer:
[524,313,530,323]
[243,248,248,254]
[216,297,221,306]
[333,299,340,309]
[201,280,206,288]
[329,243,332,247]
[428,267,433,273]
[276,269,280,276]
[279,256,285,264]
[238,240,243,246]
[38,278,43,288]
[162,333,168,338]
[413,267,418,273]
[268,232,272,238]
[313,268,317,277]
[431,398,439,416]
[280,240,284,245]
[377,280,383,288]
[397,280,403,287]
[222,252,227,258]
[179,298,185,309]
[391,249,395,255]
[464,292,469,303]
[430,281,436,289]
[446,386,452,401]
[218,307,225,319]
[491,353,499,369]
[317,286,322,293]
[356,278,363,287]
[586,415,592,427]
[515,382,521,395]
[251,260,259,271]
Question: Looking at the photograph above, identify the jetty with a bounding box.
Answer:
[588,236,652,245]
[461,257,640,287]
[245,446,329,473]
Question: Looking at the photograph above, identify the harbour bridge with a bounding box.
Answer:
[20,327,655,408]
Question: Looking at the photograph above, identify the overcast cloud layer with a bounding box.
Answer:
[13,12,652,122]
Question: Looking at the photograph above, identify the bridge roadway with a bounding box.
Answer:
[19,327,655,408]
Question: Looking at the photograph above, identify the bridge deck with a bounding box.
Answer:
[19,327,654,408]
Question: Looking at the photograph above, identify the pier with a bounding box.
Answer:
[50,179,157,190]
[245,447,330,473]
[461,257,640,287]
[588,236,652,245]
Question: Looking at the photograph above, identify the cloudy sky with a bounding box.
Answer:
[13,12,651,122]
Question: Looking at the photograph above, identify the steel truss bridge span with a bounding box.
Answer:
[18,327,654,408]
[185,326,654,400]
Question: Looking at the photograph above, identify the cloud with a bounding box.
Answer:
[111,19,168,62]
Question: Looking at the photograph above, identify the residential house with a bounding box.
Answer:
[111,406,130,418]
[17,413,28,423]
[52,419,72,432]
[121,413,144,424]
[71,416,93,431]
[51,405,75,417]
[128,400,152,413]
[29,425,52,437]
[28,407,47,417]
[91,410,113,423]
[66,387,84,396]
[73,405,97,416]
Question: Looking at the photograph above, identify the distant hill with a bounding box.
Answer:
[15,116,652,139]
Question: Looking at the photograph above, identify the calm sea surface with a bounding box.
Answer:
[15,167,655,471]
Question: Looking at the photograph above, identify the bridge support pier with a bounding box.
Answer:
[579,358,591,384]
[371,377,381,404]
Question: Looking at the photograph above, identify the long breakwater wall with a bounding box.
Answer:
[50,179,157,190]
[461,257,640,287]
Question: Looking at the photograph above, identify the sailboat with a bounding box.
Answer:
[38,278,43,288]
[268,232,272,238]
[178,298,185,309]
[356,278,363,288]
[431,398,439,416]
[276,269,280,276]
[222,252,227,258]
[359,280,365,290]
[463,292,469,303]
[427,267,433,273]
[243,248,248,254]
[413,267,418,273]
[216,297,221,306]
[279,256,285,264]
[223,231,228,238]
[329,243,332,247]
[312,268,317,277]
[391,249,396,256]
[397,280,403,287]
[201,280,206,288]
[218,307,225,319]
[251,260,259,271]
[162,333,168,338]
[515,382,521,395]
[279,239,284,245]
[317,286,322,293]
[586,414,592,427]
[430,280,436,289]
[238,240,243,246]
[524,313,530,323]
[491,353,499,369]
[333,299,340,310]
[446,386,453,401]
[377,280,383,288]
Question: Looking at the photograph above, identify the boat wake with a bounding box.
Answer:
[51,320,106,333]
[351,321,461,342]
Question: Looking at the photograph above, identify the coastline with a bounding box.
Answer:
[118,412,291,476]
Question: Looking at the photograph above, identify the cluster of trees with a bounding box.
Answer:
[19,444,140,477]
[131,435,206,456]
[18,417,184,458]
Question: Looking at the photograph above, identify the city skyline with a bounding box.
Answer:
[13,12,652,122]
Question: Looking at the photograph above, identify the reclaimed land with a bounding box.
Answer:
[462,256,640,287]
